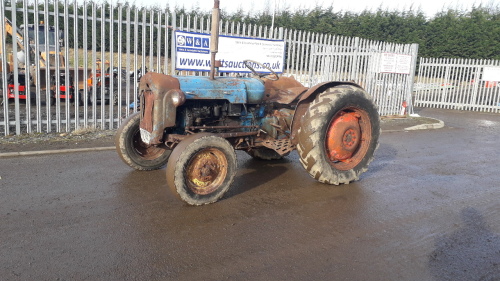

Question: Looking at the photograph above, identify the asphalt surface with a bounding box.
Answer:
[1,108,499,280]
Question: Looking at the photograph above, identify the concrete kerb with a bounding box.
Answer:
[404,118,445,131]
[0,146,115,158]
[380,115,445,133]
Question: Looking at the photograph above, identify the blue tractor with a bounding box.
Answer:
[115,1,380,205]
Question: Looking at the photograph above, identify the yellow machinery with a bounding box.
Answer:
[1,18,88,95]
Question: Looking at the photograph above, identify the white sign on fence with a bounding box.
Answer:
[379,53,412,75]
[482,67,500,82]
[175,31,285,73]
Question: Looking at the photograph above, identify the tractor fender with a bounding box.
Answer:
[290,81,364,145]
[139,72,185,145]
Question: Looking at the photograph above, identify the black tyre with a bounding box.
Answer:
[246,147,284,160]
[49,90,56,105]
[77,91,84,106]
[69,91,79,104]
[115,112,171,170]
[166,133,237,206]
[28,92,37,105]
[297,85,380,185]
[87,89,94,105]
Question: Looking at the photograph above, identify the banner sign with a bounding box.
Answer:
[175,31,285,73]
[378,53,412,75]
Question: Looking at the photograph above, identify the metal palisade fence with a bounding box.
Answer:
[415,58,500,112]
[0,1,418,136]
[308,39,418,116]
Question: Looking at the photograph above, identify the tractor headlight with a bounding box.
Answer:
[169,89,185,107]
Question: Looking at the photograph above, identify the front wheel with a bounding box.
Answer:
[166,133,237,206]
[297,85,380,185]
[115,112,171,170]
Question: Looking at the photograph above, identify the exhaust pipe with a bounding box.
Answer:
[209,0,220,80]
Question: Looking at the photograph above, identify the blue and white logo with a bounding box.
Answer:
[194,37,202,47]
[177,35,186,46]
[202,38,209,48]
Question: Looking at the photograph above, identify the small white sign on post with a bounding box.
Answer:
[175,31,286,73]
[378,53,412,75]
[482,67,500,82]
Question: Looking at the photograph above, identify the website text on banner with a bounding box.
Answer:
[175,31,285,73]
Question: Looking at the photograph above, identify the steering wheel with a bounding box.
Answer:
[243,60,279,81]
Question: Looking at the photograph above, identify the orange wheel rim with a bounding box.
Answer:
[325,108,372,171]
[185,148,228,195]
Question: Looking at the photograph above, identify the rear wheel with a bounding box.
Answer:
[297,85,380,185]
[166,133,237,206]
[115,112,171,170]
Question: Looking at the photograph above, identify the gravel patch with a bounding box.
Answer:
[0,128,116,153]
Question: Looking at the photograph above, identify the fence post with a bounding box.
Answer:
[0,0,7,136]
[471,60,480,109]
[308,44,317,86]
[170,10,176,76]
[406,43,419,114]
[351,37,360,83]
[10,0,21,135]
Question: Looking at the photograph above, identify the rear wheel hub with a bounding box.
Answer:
[326,112,361,162]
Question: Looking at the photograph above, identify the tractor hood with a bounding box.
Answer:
[176,76,265,104]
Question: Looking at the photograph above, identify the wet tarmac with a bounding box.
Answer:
[1,108,499,280]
